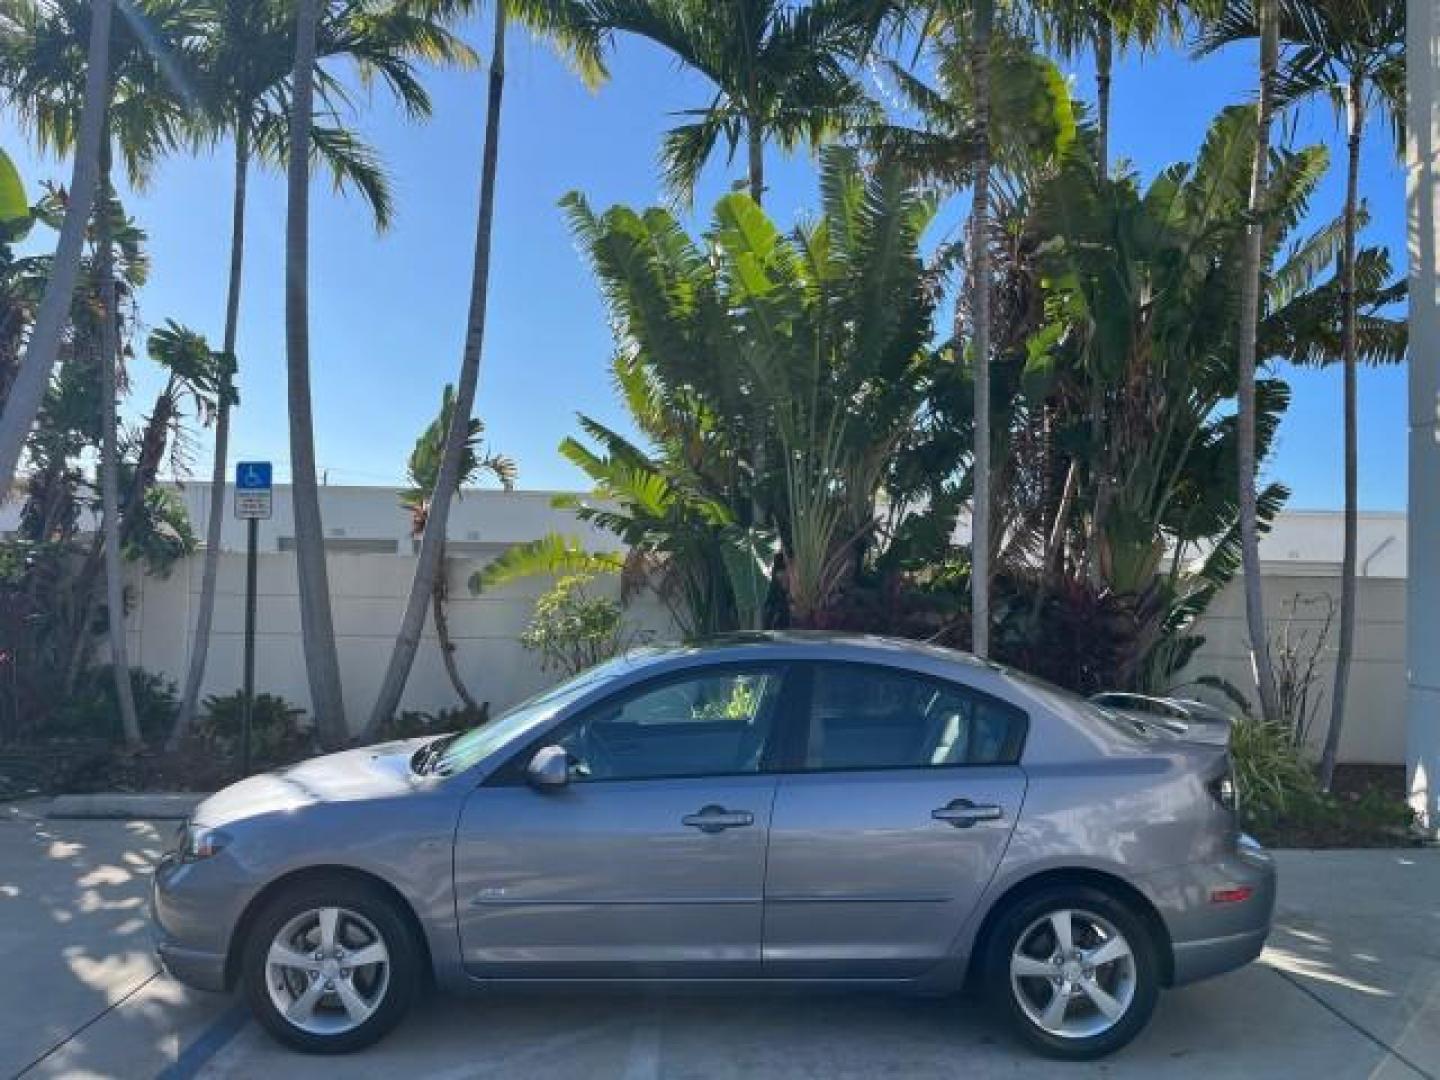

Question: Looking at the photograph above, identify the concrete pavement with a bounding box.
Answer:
[2,798,1437,1079]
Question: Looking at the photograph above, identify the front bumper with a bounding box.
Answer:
[154,935,228,992]
[150,852,239,993]
[1144,834,1277,986]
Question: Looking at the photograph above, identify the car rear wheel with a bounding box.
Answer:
[984,884,1159,1059]
[241,879,421,1053]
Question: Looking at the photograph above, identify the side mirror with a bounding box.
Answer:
[525,745,570,791]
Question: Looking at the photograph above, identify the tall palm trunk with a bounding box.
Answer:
[1236,0,1282,723]
[365,3,508,735]
[0,0,113,494]
[746,113,769,568]
[1320,76,1366,789]
[96,138,142,747]
[747,121,764,204]
[1094,15,1112,175]
[171,124,250,747]
[286,0,347,746]
[969,0,994,659]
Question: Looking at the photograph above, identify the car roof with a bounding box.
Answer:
[634,631,1003,673]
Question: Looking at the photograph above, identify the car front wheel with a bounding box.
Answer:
[241,879,421,1053]
[984,884,1160,1059]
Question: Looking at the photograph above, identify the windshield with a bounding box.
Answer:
[431,653,651,776]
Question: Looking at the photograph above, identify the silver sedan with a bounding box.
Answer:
[152,633,1275,1060]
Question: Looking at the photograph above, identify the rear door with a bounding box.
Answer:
[762,662,1028,978]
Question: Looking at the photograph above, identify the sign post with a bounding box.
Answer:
[234,462,272,776]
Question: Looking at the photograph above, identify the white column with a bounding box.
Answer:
[1407,0,1440,833]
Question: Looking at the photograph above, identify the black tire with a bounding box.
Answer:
[241,877,422,1053]
[982,884,1160,1060]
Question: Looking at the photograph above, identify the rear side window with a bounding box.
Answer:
[801,663,1026,771]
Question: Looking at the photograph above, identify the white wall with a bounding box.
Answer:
[1176,573,1407,764]
[126,552,1406,762]
[126,550,674,726]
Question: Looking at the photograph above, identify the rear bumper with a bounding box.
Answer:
[1172,925,1269,985]
[1145,834,1277,987]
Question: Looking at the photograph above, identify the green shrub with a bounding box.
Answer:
[378,704,488,741]
[198,692,312,766]
[55,667,179,744]
[1229,717,1321,823]
[1231,716,1413,846]
[520,574,635,676]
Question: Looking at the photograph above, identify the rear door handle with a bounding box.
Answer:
[682,805,755,833]
[932,800,1004,828]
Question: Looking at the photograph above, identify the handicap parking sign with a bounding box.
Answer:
[234,461,273,519]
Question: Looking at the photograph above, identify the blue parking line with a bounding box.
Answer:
[155,1004,249,1080]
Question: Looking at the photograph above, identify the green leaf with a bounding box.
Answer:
[469,534,623,594]
[0,149,27,224]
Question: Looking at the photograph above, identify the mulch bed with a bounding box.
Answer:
[0,738,304,801]
[1331,762,1405,802]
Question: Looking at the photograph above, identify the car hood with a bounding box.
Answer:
[191,738,433,828]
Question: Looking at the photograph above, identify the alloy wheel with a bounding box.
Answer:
[1008,907,1138,1040]
[264,906,391,1036]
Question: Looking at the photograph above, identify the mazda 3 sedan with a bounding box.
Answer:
[152,634,1274,1060]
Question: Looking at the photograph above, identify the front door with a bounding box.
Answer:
[455,664,788,979]
[763,662,1028,977]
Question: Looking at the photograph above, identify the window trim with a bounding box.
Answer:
[484,661,796,787]
[775,660,1030,775]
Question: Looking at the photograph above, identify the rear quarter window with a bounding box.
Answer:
[800,663,1027,771]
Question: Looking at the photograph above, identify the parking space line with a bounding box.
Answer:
[14,972,159,1078]
[152,1003,248,1080]
[1268,967,1437,1080]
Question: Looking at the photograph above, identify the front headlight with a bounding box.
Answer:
[177,821,232,862]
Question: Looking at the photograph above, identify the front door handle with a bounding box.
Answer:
[932,799,1004,828]
[682,805,755,833]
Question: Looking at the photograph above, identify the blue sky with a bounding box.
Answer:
[0,16,1410,510]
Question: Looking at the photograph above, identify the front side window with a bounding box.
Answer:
[554,667,785,782]
[802,664,1025,771]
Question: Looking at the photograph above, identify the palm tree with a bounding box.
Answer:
[1201,0,1404,783]
[1230,0,1283,724]
[284,0,353,748]
[364,0,605,737]
[400,384,515,712]
[170,0,473,747]
[2,0,199,745]
[967,0,995,658]
[0,0,112,503]
[1032,0,1187,172]
[124,322,231,538]
[584,0,888,204]
[869,11,1076,657]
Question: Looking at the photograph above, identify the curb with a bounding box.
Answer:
[46,792,209,820]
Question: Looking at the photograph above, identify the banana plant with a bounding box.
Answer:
[551,147,940,633]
